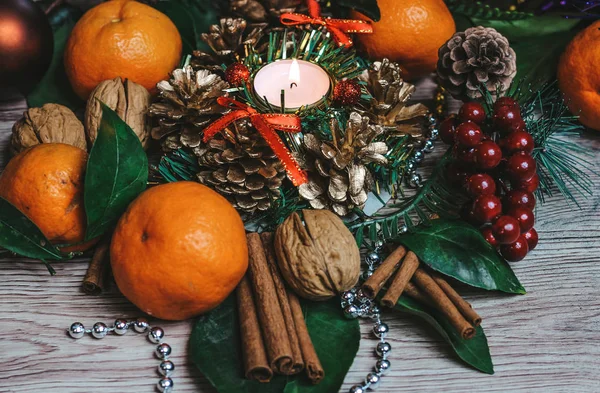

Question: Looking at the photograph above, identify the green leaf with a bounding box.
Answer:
[190,296,360,393]
[84,104,148,240]
[26,5,84,111]
[394,295,494,374]
[398,219,526,294]
[0,197,64,263]
[336,0,381,21]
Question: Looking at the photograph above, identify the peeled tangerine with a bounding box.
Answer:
[110,182,248,321]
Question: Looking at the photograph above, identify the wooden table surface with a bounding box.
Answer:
[1,81,599,393]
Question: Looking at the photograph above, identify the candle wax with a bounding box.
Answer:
[253,59,330,110]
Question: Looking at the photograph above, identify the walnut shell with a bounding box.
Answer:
[274,210,361,301]
[85,78,151,148]
[10,103,86,156]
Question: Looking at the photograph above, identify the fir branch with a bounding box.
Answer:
[155,148,201,183]
[245,189,308,232]
[446,0,533,20]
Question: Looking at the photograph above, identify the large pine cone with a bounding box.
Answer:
[437,26,517,101]
[195,119,285,213]
[230,0,305,23]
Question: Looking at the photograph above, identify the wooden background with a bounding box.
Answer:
[0,79,599,393]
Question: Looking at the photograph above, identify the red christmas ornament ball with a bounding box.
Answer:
[225,62,251,86]
[334,79,362,106]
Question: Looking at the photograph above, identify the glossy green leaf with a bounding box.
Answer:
[394,295,494,374]
[190,296,360,393]
[336,0,381,21]
[84,104,148,240]
[398,219,526,294]
[0,197,64,262]
[27,5,83,111]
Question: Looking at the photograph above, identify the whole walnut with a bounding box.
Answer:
[275,210,361,301]
[10,103,87,156]
[85,78,151,148]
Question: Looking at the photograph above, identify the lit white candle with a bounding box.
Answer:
[253,59,330,110]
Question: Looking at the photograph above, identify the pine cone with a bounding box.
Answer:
[191,18,266,71]
[194,120,286,213]
[148,66,229,150]
[437,26,517,101]
[298,112,388,216]
[230,0,305,23]
[360,59,430,137]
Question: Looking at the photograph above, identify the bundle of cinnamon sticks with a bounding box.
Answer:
[237,232,324,384]
[363,245,482,339]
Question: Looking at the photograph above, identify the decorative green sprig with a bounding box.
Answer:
[446,0,533,20]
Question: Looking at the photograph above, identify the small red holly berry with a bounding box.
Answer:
[507,207,534,232]
[466,173,496,197]
[453,144,477,164]
[439,116,458,145]
[500,235,529,262]
[472,195,502,224]
[506,152,537,181]
[501,131,534,154]
[509,119,528,134]
[494,97,519,111]
[459,102,486,124]
[446,162,471,187]
[492,215,521,244]
[475,140,503,169]
[523,228,538,251]
[504,190,536,210]
[493,104,522,131]
[513,173,540,193]
[455,122,483,147]
[481,227,498,247]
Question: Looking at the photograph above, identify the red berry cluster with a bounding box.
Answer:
[440,98,539,262]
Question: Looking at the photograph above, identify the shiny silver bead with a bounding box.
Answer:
[373,322,389,338]
[349,385,365,393]
[413,150,424,163]
[365,252,381,266]
[423,140,435,152]
[374,240,384,250]
[362,270,374,280]
[428,114,437,124]
[133,317,149,333]
[398,225,408,235]
[376,341,392,357]
[148,327,165,344]
[430,128,439,140]
[369,304,380,317]
[91,322,108,339]
[68,322,85,339]
[375,359,391,375]
[158,360,175,377]
[366,372,381,389]
[113,319,129,335]
[156,343,172,359]
[409,173,422,188]
[341,291,356,304]
[157,377,174,392]
[343,304,360,319]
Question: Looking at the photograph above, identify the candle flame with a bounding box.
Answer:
[289,59,301,86]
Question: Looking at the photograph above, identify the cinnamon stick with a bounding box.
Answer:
[246,233,294,375]
[82,238,111,295]
[236,275,273,382]
[412,268,476,339]
[432,274,482,327]
[288,291,324,384]
[404,282,436,308]
[362,245,407,299]
[380,251,420,308]
[260,232,304,375]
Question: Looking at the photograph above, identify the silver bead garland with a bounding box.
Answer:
[68,317,174,392]
[405,113,438,190]
[342,240,393,392]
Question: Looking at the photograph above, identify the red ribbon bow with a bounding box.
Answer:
[203,97,308,186]
[280,0,373,47]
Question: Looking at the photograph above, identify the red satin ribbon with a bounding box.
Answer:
[280,0,373,47]
[203,97,308,186]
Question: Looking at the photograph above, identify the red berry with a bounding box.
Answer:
[493,104,522,131]
[475,140,503,169]
[523,228,538,251]
[446,162,471,187]
[455,122,483,147]
[507,207,534,232]
[501,131,534,154]
[494,97,518,111]
[492,215,521,244]
[504,190,536,210]
[500,235,529,262]
[439,117,457,145]
[481,227,498,247]
[466,173,497,197]
[459,102,487,124]
[509,119,528,133]
[453,144,477,164]
[472,195,502,224]
[506,152,537,181]
[513,173,540,193]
